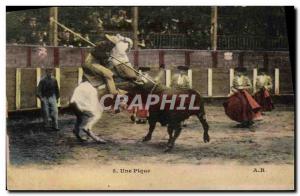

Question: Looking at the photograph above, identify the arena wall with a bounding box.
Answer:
[6,45,294,111]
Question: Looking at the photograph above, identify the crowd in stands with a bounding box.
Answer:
[7,8,189,49]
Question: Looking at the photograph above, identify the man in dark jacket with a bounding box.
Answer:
[37,68,60,130]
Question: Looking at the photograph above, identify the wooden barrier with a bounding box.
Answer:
[212,68,230,96]
[275,68,280,95]
[165,69,171,87]
[188,69,192,88]
[5,67,291,111]
[253,68,257,93]
[208,68,213,97]
[229,68,234,94]
[15,68,21,110]
[55,68,61,106]
[78,67,83,84]
[36,68,41,108]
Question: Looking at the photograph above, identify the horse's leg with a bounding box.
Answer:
[73,113,87,142]
[142,120,156,142]
[197,112,210,143]
[165,123,182,152]
[82,111,106,144]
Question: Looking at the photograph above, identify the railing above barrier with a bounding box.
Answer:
[6,45,291,70]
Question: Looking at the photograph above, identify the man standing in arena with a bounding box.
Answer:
[171,65,191,89]
[37,68,60,131]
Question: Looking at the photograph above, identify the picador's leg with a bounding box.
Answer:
[142,120,156,142]
[197,112,210,143]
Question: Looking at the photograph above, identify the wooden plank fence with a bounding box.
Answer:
[6,67,289,111]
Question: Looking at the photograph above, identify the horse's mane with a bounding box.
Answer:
[91,41,115,64]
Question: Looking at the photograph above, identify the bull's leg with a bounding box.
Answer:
[197,113,210,143]
[165,123,182,152]
[167,126,174,145]
[142,120,156,142]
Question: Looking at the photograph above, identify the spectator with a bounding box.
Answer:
[60,30,73,47]
[37,68,60,131]
[25,17,40,44]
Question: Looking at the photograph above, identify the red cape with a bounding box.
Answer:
[254,88,274,111]
[223,90,261,122]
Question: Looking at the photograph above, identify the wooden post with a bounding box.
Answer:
[15,68,21,110]
[238,52,244,67]
[26,47,32,67]
[188,69,192,88]
[55,68,61,106]
[211,6,218,51]
[159,51,165,66]
[253,68,257,93]
[36,68,41,108]
[132,7,139,50]
[134,50,139,67]
[229,68,234,93]
[78,67,83,85]
[165,69,171,87]
[49,7,58,46]
[53,47,60,67]
[275,68,280,95]
[208,68,213,97]
[185,51,191,66]
[263,53,269,70]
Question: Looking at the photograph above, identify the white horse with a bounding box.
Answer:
[70,34,135,143]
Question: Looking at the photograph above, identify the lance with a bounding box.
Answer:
[50,17,96,47]
[109,55,157,85]
[50,17,157,85]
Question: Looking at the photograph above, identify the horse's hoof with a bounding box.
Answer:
[77,138,87,143]
[75,136,87,143]
[96,138,107,144]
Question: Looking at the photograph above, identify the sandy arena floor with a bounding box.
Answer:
[6,105,295,190]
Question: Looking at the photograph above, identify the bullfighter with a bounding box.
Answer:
[223,67,262,128]
[254,68,274,111]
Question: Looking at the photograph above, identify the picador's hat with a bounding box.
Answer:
[235,67,247,73]
[139,66,151,72]
[177,65,189,71]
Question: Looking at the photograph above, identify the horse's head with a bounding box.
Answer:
[106,34,133,57]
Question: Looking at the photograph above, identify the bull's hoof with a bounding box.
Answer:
[203,134,210,143]
[130,115,136,122]
[142,135,151,142]
[164,146,173,153]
